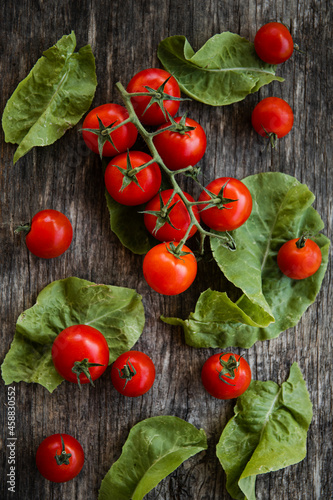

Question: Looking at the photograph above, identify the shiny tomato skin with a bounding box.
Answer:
[126,68,181,126]
[25,209,73,259]
[144,189,200,242]
[143,242,197,295]
[153,117,207,170]
[251,97,294,139]
[111,350,155,397]
[254,22,294,64]
[105,151,161,206]
[82,103,138,157]
[51,325,109,384]
[201,353,251,400]
[198,177,252,232]
[36,433,84,483]
[277,238,322,280]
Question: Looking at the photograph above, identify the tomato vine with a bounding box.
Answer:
[107,81,236,257]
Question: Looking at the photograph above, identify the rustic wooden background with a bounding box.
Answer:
[1,1,332,499]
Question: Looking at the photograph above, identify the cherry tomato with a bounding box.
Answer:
[153,116,207,170]
[198,177,252,232]
[21,209,73,259]
[126,68,181,126]
[82,103,138,157]
[51,325,109,387]
[36,433,84,483]
[111,350,155,397]
[143,189,200,242]
[143,241,197,295]
[277,237,322,280]
[105,151,161,206]
[254,22,294,64]
[251,97,294,141]
[201,353,251,400]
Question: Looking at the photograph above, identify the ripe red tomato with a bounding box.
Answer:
[36,433,84,483]
[126,68,181,126]
[111,350,155,397]
[143,189,200,242]
[201,353,251,400]
[254,22,294,64]
[82,103,138,157]
[21,209,73,259]
[143,242,197,295]
[277,237,322,280]
[51,325,109,387]
[251,97,294,141]
[104,151,161,206]
[198,177,252,232]
[153,116,207,170]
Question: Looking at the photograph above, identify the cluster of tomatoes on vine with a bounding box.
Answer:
[18,22,323,484]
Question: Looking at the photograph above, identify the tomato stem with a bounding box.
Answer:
[54,435,72,466]
[296,234,307,249]
[14,223,31,234]
[117,357,137,389]
[217,353,242,386]
[71,358,105,389]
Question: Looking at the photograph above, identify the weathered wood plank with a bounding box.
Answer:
[0,1,331,499]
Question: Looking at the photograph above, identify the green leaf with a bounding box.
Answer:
[216,363,313,500]
[162,173,330,348]
[98,416,207,500]
[2,32,97,163]
[1,277,145,392]
[105,190,157,254]
[157,33,284,106]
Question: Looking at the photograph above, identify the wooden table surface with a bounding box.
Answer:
[1,1,332,499]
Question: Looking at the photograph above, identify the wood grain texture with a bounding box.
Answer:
[0,1,332,499]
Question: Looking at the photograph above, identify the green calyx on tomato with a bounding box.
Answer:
[166,241,193,260]
[217,353,242,386]
[112,150,151,192]
[260,125,279,149]
[117,357,137,389]
[141,191,181,235]
[54,435,72,466]
[200,180,238,211]
[14,223,31,234]
[295,233,310,249]
[129,75,188,122]
[71,358,105,389]
[81,114,119,159]
[154,112,196,136]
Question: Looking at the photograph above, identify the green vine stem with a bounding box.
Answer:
[114,81,236,255]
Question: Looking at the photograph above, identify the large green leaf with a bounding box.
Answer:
[162,173,330,348]
[2,32,97,163]
[216,363,313,500]
[99,416,207,500]
[1,277,145,392]
[157,33,283,105]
